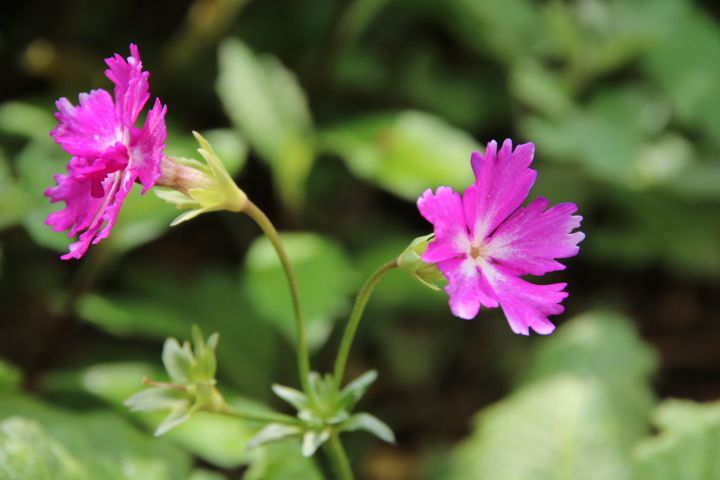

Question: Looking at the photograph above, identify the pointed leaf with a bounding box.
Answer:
[248,423,303,449]
[301,429,330,457]
[155,401,193,437]
[162,338,194,384]
[339,370,378,410]
[124,387,184,413]
[343,413,395,444]
[271,384,307,411]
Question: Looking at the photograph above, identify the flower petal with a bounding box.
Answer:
[105,43,150,126]
[50,89,122,158]
[466,139,537,241]
[437,257,497,319]
[417,186,469,263]
[129,98,166,192]
[480,262,567,335]
[487,197,584,276]
[45,170,135,260]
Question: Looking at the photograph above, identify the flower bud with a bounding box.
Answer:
[397,234,446,291]
[155,131,247,226]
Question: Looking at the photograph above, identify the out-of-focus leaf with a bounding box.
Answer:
[587,192,720,277]
[77,268,276,394]
[200,128,248,176]
[634,400,720,480]
[245,441,323,480]
[0,417,89,480]
[521,312,657,445]
[0,148,31,231]
[641,0,720,144]
[321,111,479,201]
[189,470,227,480]
[0,393,191,479]
[447,376,633,480]
[447,313,658,479]
[80,362,263,469]
[446,0,544,61]
[524,87,670,188]
[15,140,70,251]
[217,38,314,209]
[0,359,20,390]
[0,101,56,141]
[243,233,355,351]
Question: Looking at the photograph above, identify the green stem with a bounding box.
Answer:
[333,259,397,389]
[216,403,302,426]
[325,432,354,480]
[242,200,311,393]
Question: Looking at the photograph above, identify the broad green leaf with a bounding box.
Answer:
[0,359,20,391]
[0,393,190,480]
[0,417,89,480]
[77,267,277,394]
[0,148,31,231]
[243,233,355,351]
[80,362,262,469]
[634,400,720,480]
[641,0,720,144]
[0,101,56,141]
[320,111,479,201]
[217,38,314,209]
[521,312,657,446]
[447,376,633,480]
[245,441,323,480]
[446,0,544,61]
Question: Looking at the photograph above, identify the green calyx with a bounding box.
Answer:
[248,370,395,457]
[397,234,446,291]
[155,131,248,226]
[125,326,225,436]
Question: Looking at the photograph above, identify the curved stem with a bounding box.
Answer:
[325,432,354,480]
[333,259,397,389]
[242,200,311,393]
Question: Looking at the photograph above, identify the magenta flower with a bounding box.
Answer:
[417,140,584,335]
[46,44,167,259]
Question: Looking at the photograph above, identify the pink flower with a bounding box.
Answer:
[417,140,584,335]
[46,44,167,259]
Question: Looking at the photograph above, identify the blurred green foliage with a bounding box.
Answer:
[1,0,719,478]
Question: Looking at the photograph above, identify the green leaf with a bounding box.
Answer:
[521,311,657,446]
[0,417,89,480]
[634,399,720,480]
[80,362,261,469]
[271,384,308,411]
[0,101,56,141]
[447,376,634,480]
[248,423,303,450]
[343,412,395,444]
[0,393,191,479]
[161,338,194,384]
[301,429,330,457]
[217,38,314,209]
[338,370,377,411]
[243,233,355,351]
[77,267,277,394]
[0,359,20,390]
[244,441,323,480]
[0,148,31,231]
[320,111,479,201]
[641,0,720,144]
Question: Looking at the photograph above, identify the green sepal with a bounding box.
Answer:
[397,234,446,291]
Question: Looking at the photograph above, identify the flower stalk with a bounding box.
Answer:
[333,259,398,389]
[242,199,312,393]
